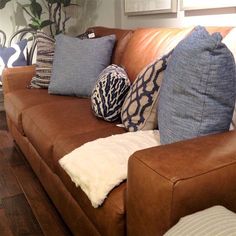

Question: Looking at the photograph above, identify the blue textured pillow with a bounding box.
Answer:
[158,26,236,144]
[91,64,130,122]
[48,34,116,97]
[0,39,27,80]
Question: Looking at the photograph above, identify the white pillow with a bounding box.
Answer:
[164,206,236,236]
[222,28,236,130]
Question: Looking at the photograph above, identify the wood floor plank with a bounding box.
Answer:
[0,112,71,235]
[4,147,26,167]
[0,208,14,236]
[0,131,25,167]
[0,146,25,168]
[0,111,7,130]
[0,114,23,167]
[0,132,24,198]
[13,165,71,236]
[0,131,13,149]
[0,166,22,199]
[2,194,43,235]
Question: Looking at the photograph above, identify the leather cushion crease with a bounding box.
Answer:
[22,99,120,171]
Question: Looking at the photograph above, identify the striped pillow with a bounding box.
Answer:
[30,31,55,88]
[164,206,236,236]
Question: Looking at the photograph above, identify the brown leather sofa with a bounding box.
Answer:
[3,26,236,236]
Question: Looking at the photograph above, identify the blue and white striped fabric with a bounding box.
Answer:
[164,206,236,236]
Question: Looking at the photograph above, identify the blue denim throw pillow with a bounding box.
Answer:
[49,34,116,97]
[158,26,236,144]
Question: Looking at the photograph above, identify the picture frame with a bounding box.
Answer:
[180,0,236,10]
[124,0,177,15]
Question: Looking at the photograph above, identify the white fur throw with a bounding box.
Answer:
[59,130,160,208]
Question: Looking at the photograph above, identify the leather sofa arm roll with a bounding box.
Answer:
[2,65,36,95]
[127,131,236,236]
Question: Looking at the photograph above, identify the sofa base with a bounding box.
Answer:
[7,116,101,236]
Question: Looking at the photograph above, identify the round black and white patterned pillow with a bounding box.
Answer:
[91,64,130,122]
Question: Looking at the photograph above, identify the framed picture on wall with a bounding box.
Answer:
[181,0,236,10]
[124,0,177,15]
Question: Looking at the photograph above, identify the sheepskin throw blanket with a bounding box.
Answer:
[59,130,160,208]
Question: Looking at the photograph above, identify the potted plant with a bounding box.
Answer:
[0,0,80,37]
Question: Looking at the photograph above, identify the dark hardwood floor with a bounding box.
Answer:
[0,111,72,236]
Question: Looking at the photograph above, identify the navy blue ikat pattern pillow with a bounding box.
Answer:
[91,64,130,122]
[0,39,27,81]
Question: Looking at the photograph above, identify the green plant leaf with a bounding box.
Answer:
[20,3,31,8]
[20,4,35,18]
[3,0,75,35]
[28,23,40,30]
[31,17,41,25]
[30,0,42,18]
[62,0,71,7]
[41,19,53,28]
[45,0,58,4]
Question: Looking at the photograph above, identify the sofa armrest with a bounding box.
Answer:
[127,131,236,236]
[2,65,36,94]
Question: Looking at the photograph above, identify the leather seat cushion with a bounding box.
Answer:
[22,99,121,171]
[4,89,74,135]
[53,127,126,236]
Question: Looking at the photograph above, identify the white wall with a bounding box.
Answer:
[2,0,236,41]
[93,0,116,27]
[120,1,236,29]
[0,1,15,39]
[94,0,236,29]
[0,0,29,43]
[67,0,102,35]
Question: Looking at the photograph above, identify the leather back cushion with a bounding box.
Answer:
[87,26,233,84]
[120,27,193,83]
[87,26,133,65]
